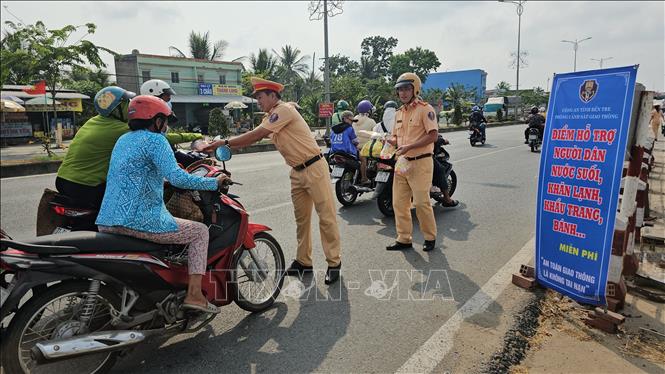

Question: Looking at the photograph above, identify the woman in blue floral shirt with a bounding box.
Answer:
[96,95,227,314]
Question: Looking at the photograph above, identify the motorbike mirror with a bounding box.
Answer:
[215,145,232,162]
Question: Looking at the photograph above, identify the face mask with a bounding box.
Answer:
[166,100,172,110]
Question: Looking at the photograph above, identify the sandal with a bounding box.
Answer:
[182,301,221,314]
[441,199,459,208]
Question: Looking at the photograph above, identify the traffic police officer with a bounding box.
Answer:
[386,72,438,252]
[204,77,342,284]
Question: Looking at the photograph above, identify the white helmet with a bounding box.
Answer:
[140,79,176,97]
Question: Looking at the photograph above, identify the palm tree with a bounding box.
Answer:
[445,83,475,125]
[170,31,228,61]
[496,81,511,95]
[272,45,309,101]
[360,56,377,80]
[248,49,278,78]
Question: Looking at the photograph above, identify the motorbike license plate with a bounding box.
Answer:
[331,166,345,178]
[529,134,538,140]
[52,227,71,234]
[375,171,391,183]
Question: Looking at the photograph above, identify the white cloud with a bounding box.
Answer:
[2,0,663,91]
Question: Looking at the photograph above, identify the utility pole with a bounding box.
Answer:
[309,0,343,136]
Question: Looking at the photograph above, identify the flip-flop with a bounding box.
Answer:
[182,301,221,314]
[441,199,459,208]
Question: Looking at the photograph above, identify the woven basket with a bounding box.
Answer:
[165,191,204,222]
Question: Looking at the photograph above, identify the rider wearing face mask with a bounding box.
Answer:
[96,95,228,314]
[55,86,136,209]
[373,101,398,134]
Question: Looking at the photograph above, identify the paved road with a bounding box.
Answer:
[0,125,541,373]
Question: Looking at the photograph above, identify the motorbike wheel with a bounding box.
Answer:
[1,281,121,374]
[335,170,358,206]
[446,170,458,197]
[530,143,536,152]
[481,138,486,145]
[377,190,394,217]
[470,139,475,146]
[232,232,285,313]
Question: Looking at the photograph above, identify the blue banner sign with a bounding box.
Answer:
[536,66,638,305]
[198,83,213,95]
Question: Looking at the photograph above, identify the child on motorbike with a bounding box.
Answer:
[329,110,359,158]
[96,96,228,314]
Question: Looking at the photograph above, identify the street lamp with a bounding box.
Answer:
[499,0,525,94]
[591,56,613,69]
[561,37,592,72]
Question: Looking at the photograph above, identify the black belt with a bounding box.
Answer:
[405,153,432,161]
[293,154,323,171]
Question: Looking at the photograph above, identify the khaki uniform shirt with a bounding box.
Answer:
[392,99,438,158]
[259,101,322,167]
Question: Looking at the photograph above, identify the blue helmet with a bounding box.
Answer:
[472,105,480,112]
[94,86,136,117]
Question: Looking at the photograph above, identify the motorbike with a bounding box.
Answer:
[375,135,458,217]
[468,122,486,146]
[328,135,384,206]
[528,127,542,152]
[1,146,285,374]
[36,143,214,237]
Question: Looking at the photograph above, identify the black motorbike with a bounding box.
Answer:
[527,127,542,152]
[328,151,378,206]
[468,122,486,146]
[375,135,457,217]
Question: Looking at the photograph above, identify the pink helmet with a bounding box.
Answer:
[128,95,177,123]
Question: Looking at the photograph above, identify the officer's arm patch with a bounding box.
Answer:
[428,111,436,121]
[269,113,279,123]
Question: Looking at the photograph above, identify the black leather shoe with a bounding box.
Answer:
[285,260,313,277]
[325,263,341,285]
[423,240,436,252]
[386,241,413,251]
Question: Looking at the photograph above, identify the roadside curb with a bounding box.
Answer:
[0,139,328,178]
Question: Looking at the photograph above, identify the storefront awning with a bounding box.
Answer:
[171,95,256,105]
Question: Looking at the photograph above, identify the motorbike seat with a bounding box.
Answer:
[1,231,169,255]
[51,193,97,210]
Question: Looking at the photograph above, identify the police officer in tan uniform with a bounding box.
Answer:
[204,77,342,284]
[386,73,439,252]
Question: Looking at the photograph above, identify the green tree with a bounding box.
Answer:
[273,45,309,101]
[388,47,441,83]
[322,54,360,77]
[445,83,475,125]
[360,35,398,79]
[2,21,107,134]
[208,107,229,137]
[331,75,367,105]
[170,31,228,61]
[248,49,278,78]
[496,81,511,95]
[519,87,548,109]
[1,27,38,85]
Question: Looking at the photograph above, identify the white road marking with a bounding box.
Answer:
[453,145,523,164]
[1,172,58,180]
[396,237,535,374]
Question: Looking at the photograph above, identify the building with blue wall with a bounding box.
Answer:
[422,69,487,104]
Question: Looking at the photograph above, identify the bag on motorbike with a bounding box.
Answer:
[379,142,396,160]
[165,190,204,222]
[394,155,411,176]
[36,188,67,236]
[360,138,384,158]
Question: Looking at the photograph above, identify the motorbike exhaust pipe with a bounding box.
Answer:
[31,330,147,364]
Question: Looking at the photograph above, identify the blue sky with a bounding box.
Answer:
[2,1,663,91]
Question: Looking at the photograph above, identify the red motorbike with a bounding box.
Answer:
[0,147,285,374]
